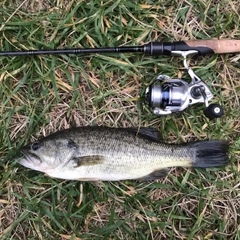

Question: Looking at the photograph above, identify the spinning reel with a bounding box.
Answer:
[145,50,224,119]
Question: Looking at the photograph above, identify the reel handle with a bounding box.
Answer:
[204,104,224,120]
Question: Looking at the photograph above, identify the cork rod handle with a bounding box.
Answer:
[185,39,240,54]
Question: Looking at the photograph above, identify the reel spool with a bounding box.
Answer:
[145,51,224,120]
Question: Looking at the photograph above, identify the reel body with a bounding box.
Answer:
[145,75,213,115]
[145,50,224,119]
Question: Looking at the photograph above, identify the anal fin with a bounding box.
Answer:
[137,168,169,181]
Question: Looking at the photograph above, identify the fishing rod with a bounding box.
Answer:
[2,39,240,119]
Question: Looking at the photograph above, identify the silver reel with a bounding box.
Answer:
[145,50,224,120]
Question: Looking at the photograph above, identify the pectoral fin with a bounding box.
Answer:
[74,155,105,167]
[137,168,169,181]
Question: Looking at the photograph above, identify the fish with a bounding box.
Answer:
[18,126,229,181]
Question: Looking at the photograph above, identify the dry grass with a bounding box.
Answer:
[0,0,240,239]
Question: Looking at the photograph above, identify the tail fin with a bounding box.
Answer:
[191,140,229,168]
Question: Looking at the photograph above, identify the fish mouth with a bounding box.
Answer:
[19,150,42,167]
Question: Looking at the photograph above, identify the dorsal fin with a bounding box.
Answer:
[128,127,163,142]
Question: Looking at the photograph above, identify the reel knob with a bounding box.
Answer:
[204,103,224,120]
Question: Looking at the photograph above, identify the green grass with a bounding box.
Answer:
[0,0,240,239]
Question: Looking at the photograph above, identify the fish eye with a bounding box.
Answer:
[31,142,41,151]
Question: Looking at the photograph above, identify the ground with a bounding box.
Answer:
[0,0,239,239]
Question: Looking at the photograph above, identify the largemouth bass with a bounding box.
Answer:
[18,126,229,181]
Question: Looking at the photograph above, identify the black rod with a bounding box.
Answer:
[1,40,235,57]
[0,46,145,57]
[0,42,170,57]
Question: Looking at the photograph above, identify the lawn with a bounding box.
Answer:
[0,0,239,239]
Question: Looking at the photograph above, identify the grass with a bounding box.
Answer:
[0,0,239,239]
